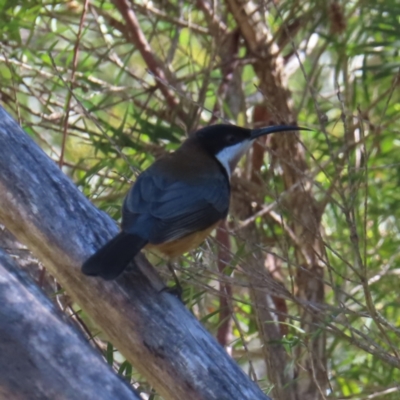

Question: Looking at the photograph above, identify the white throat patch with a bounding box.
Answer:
[215,140,253,177]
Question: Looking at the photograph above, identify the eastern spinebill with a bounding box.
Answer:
[82,124,309,280]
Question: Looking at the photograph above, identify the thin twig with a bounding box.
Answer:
[59,0,89,168]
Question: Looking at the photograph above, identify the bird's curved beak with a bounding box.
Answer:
[251,125,312,139]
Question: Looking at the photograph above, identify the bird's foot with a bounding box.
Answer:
[160,285,184,302]
[161,262,184,302]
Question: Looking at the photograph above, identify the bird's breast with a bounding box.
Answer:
[145,221,220,258]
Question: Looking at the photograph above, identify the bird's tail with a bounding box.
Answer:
[82,232,147,280]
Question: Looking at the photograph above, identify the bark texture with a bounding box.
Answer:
[0,248,140,400]
[226,1,327,399]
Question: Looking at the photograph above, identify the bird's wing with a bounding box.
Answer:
[122,168,229,244]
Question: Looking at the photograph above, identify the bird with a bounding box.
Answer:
[82,124,308,280]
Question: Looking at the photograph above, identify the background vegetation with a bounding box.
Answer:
[1,0,399,399]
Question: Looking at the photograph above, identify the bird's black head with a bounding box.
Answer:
[192,124,309,177]
[195,124,252,156]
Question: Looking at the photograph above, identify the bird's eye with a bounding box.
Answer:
[226,135,237,144]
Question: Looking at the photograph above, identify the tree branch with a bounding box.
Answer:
[225,1,327,398]
[112,0,182,115]
[0,247,140,400]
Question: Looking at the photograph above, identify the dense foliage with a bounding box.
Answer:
[1,0,399,398]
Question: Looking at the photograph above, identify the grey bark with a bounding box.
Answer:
[0,248,141,400]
